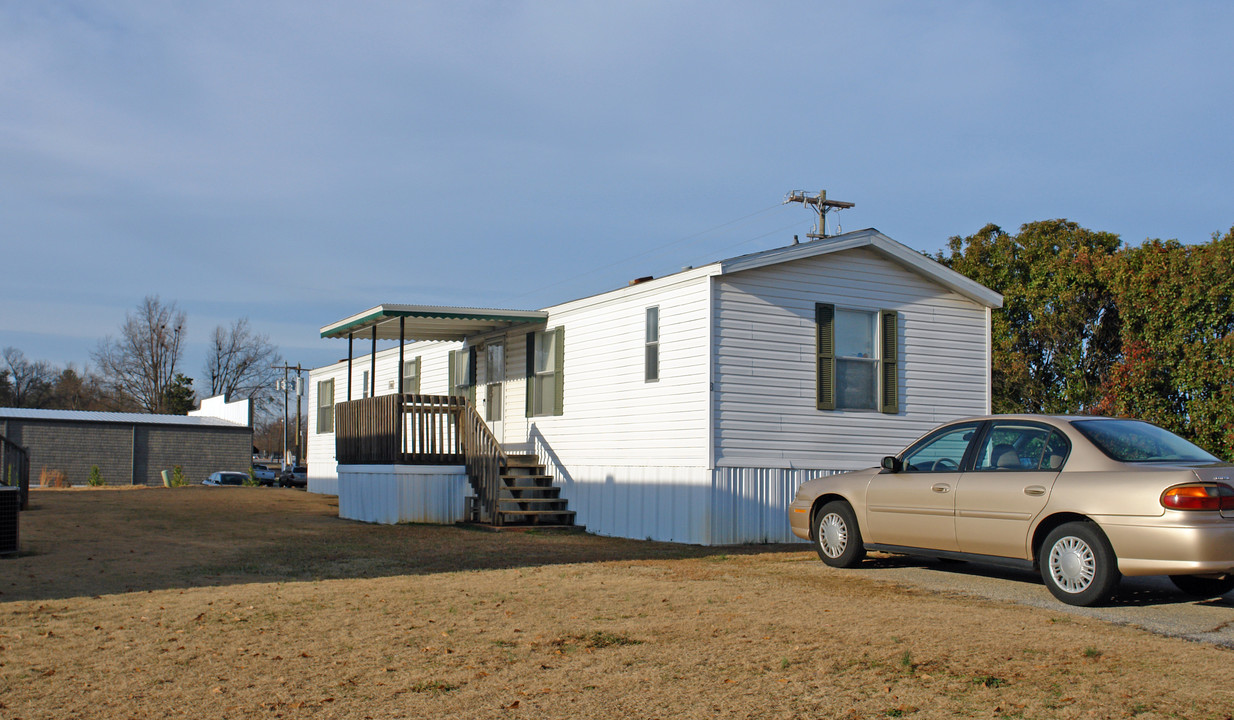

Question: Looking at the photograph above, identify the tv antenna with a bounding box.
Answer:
[784,189,854,239]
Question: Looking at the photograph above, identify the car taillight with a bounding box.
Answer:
[1161,484,1234,511]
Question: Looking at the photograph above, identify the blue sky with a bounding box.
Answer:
[3,2,1233,382]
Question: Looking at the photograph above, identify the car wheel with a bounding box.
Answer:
[1040,522,1120,606]
[1169,574,1234,599]
[813,501,866,568]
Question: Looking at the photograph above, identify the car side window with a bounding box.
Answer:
[902,423,980,473]
[974,423,1070,471]
[1040,431,1071,470]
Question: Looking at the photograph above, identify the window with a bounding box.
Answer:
[401,357,421,394]
[645,306,659,382]
[902,422,980,473]
[816,304,897,413]
[316,379,334,433]
[448,348,477,401]
[526,328,564,417]
[361,370,370,399]
[1071,419,1219,463]
[974,423,1071,472]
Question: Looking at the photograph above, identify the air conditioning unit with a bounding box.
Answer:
[0,486,19,555]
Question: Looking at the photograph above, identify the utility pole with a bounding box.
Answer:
[271,363,305,468]
[784,189,854,240]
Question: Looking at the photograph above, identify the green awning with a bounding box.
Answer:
[320,304,548,342]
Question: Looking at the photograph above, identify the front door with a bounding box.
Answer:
[864,421,982,552]
[483,342,505,440]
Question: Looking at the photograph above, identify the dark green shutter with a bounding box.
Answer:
[447,351,458,397]
[816,303,835,411]
[467,346,477,405]
[525,333,535,418]
[553,327,564,416]
[880,310,898,414]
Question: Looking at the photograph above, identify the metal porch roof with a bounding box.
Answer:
[320,304,548,342]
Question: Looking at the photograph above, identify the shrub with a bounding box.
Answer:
[170,465,186,487]
[39,468,69,488]
[87,465,105,487]
[244,467,259,487]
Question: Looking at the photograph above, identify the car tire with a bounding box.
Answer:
[1040,522,1120,606]
[813,501,866,568]
[1169,574,1234,599]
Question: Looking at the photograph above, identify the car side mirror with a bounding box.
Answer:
[881,456,902,473]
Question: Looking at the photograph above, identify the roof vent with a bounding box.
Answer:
[629,276,653,286]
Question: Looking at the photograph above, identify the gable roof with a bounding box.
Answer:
[317,228,1002,348]
[718,228,1002,308]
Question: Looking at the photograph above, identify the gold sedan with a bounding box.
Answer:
[788,415,1234,606]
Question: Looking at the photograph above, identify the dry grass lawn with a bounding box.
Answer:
[2,487,1234,719]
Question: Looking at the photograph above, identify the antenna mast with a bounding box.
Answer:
[784,189,854,239]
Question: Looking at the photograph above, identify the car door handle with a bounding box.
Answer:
[1024,485,1046,497]
[931,483,951,493]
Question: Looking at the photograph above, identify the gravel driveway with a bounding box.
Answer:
[846,553,1234,647]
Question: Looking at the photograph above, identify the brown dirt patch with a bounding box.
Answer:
[2,487,1233,719]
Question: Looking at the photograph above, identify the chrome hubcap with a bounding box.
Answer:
[819,513,848,558]
[1049,536,1095,593]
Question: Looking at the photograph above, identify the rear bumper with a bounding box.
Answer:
[1100,514,1234,577]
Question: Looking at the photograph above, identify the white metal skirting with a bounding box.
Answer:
[545,462,840,546]
[307,457,339,496]
[708,467,841,545]
[554,464,712,545]
[337,464,468,525]
[307,475,339,496]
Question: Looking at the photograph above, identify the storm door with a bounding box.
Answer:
[483,342,505,440]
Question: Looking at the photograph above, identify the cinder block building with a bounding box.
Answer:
[0,396,252,487]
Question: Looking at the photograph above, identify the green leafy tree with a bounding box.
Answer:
[937,220,1122,414]
[162,373,197,415]
[1096,229,1234,456]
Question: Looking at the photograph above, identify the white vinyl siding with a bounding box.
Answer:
[713,247,990,470]
[523,268,713,468]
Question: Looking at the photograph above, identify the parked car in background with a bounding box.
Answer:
[251,464,278,486]
[203,471,249,487]
[789,415,1234,607]
[279,465,307,488]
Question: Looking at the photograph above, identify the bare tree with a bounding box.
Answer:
[203,318,283,417]
[49,364,107,411]
[1,347,56,408]
[91,296,187,413]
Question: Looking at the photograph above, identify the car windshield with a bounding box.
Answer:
[1071,419,1220,463]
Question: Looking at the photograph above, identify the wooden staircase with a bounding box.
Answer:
[491,454,577,527]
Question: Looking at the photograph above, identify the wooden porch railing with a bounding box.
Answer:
[334,394,508,523]
[459,400,508,525]
[0,432,30,510]
[336,394,466,464]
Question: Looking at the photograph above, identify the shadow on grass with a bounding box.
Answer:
[1,488,805,603]
[855,553,1233,608]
